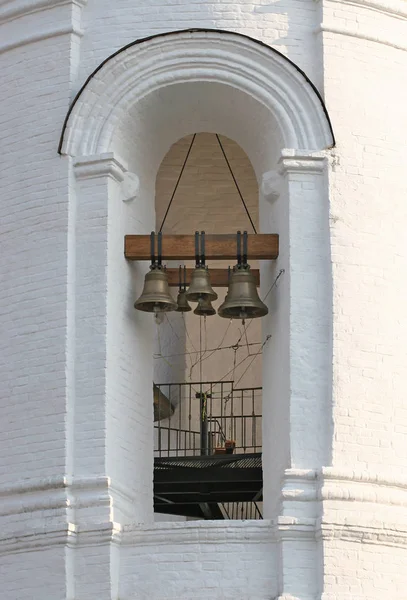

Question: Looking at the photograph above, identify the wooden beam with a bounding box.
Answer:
[124,234,279,261]
[166,268,260,287]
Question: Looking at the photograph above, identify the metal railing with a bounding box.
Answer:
[221,501,263,520]
[154,381,262,458]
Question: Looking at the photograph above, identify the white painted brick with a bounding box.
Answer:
[1,1,407,599]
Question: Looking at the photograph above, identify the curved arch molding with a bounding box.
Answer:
[58,29,335,156]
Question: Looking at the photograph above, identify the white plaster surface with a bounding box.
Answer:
[0,2,406,599]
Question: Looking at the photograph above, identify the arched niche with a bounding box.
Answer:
[61,29,334,525]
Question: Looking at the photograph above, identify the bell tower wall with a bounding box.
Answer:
[1,0,407,598]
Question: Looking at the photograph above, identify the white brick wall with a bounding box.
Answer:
[321,3,407,475]
[120,521,278,600]
[1,1,407,599]
[78,0,321,95]
[0,32,74,486]
[318,6,407,595]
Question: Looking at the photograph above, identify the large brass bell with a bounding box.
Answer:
[186,267,218,302]
[194,295,216,317]
[176,289,191,312]
[134,268,177,313]
[218,266,268,320]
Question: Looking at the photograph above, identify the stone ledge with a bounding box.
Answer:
[0,0,86,25]
[314,0,407,21]
[2,517,407,554]
[74,153,128,182]
[0,24,83,55]
[314,22,407,52]
[122,520,276,546]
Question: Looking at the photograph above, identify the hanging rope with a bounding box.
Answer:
[159,133,196,232]
[215,134,257,234]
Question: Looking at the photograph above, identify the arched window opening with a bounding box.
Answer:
[62,29,334,527]
[153,133,264,521]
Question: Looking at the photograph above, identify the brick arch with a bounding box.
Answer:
[59,28,334,163]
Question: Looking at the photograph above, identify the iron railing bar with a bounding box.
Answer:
[243,413,247,452]
[167,385,171,457]
[154,380,234,387]
[232,386,262,392]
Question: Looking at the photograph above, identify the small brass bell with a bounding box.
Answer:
[176,289,192,312]
[134,268,177,313]
[218,266,268,320]
[186,267,218,302]
[176,265,191,312]
[194,295,216,316]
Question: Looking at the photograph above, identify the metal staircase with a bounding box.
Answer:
[154,381,263,520]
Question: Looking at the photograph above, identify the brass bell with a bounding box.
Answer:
[218,266,268,320]
[194,296,216,317]
[176,289,192,312]
[134,268,177,313]
[185,267,218,302]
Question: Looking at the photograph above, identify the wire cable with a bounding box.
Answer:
[233,337,271,388]
[153,339,263,360]
[215,134,257,234]
[189,319,232,370]
[159,133,196,232]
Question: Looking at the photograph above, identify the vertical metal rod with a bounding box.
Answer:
[221,382,224,443]
[243,230,248,266]
[178,384,182,455]
[199,317,209,456]
[195,231,200,267]
[230,383,234,441]
[176,385,182,456]
[200,231,205,267]
[167,385,171,457]
[252,388,256,450]
[157,384,161,457]
[150,231,155,267]
[188,384,192,451]
[210,384,213,454]
[157,232,162,268]
[242,390,245,452]
[200,392,209,456]
[236,230,242,266]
